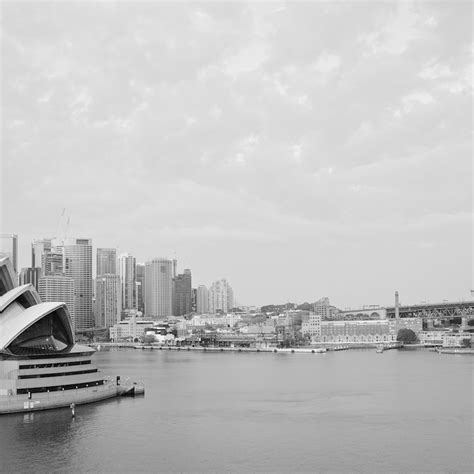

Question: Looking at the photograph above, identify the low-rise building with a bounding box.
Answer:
[109,318,155,342]
[317,333,397,344]
[388,317,423,336]
[301,313,321,338]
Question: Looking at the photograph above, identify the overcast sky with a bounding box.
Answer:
[1,1,472,309]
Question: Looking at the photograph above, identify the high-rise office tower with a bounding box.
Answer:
[61,238,93,330]
[118,253,136,310]
[43,250,64,276]
[31,238,52,272]
[145,258,173,319]
[136,263,145,313]
[38,276,75,327]
[95,274,121,328]
[208,279,234,314]
[0,234,18,274]
[172,269,192,316]
[196,285,209,314]
[97,248,117,276]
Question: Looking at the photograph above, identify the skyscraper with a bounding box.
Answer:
[97,248,117,276]
[95,274,121,328]
[118,253,136,310]
[208,279,234,314]
[31,238,52,271]
[42,250,64,276]
[136,263,145,313]
[196,285,209,314]
[38,276,75,328]
[0,234,18,274]
[62,238,93,330]
[145,258,173,319]
[173,269,192,316]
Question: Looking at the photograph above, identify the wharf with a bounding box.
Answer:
[435,348,474,355]
[132,345,328,354]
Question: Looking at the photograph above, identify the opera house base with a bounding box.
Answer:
[0,382,119,414]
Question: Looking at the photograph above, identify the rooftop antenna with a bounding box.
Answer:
[55,208,66,241]
[63,216,71,245]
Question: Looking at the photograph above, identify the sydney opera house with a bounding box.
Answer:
[0,256,119,414]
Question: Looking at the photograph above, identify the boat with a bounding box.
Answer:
[0,256,141,414]
[376,344,384,353]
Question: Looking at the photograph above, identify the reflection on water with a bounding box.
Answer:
[1,349,472,473]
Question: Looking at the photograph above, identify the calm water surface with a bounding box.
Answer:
[1,349,472,473]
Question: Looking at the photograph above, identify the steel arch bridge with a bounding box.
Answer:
[386,301,474,320]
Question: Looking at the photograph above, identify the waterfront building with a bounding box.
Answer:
[208,279,234,314]
[0,234,18,274]
[62,238,94,330]
[19,267,41,290]
[97,248,116,276]
[418,331,472,347]
[188,313,242,328]
[95,274,121,328]
[309,319,396,343]
[118,253,136,310]
[388,317,423,336]
[301,313,322,338]
[318,333,397,344]
[145,258,173,319]
[38,276,75,327]
[173,269,192,316]
[109,318,156,342]
[136,263,145,313]
[196,285,208,314]
[0,256,116,414]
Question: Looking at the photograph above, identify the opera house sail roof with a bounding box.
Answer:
[0,255,118,413]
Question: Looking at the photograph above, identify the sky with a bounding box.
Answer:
[1,1,472,309]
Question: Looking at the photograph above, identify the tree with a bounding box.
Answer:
[397,328,418,344]
[143,334,156,344]
[461,338,471,348]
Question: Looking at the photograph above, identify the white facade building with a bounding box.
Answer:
[109,318,155,342]
[208,279,234,314]
[301,313,322,337]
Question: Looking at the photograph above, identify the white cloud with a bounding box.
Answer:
[401,91,435,113]
[223,42,269,78]
[312,52,341,74]
[418,60,452,80]
[360,3,426,56]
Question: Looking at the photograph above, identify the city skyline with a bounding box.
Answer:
[2,230,473,310]
[2,2,472,309]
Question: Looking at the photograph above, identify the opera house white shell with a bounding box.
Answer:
[0,256,118,414]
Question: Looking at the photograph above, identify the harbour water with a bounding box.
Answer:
[1,349,472,473]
